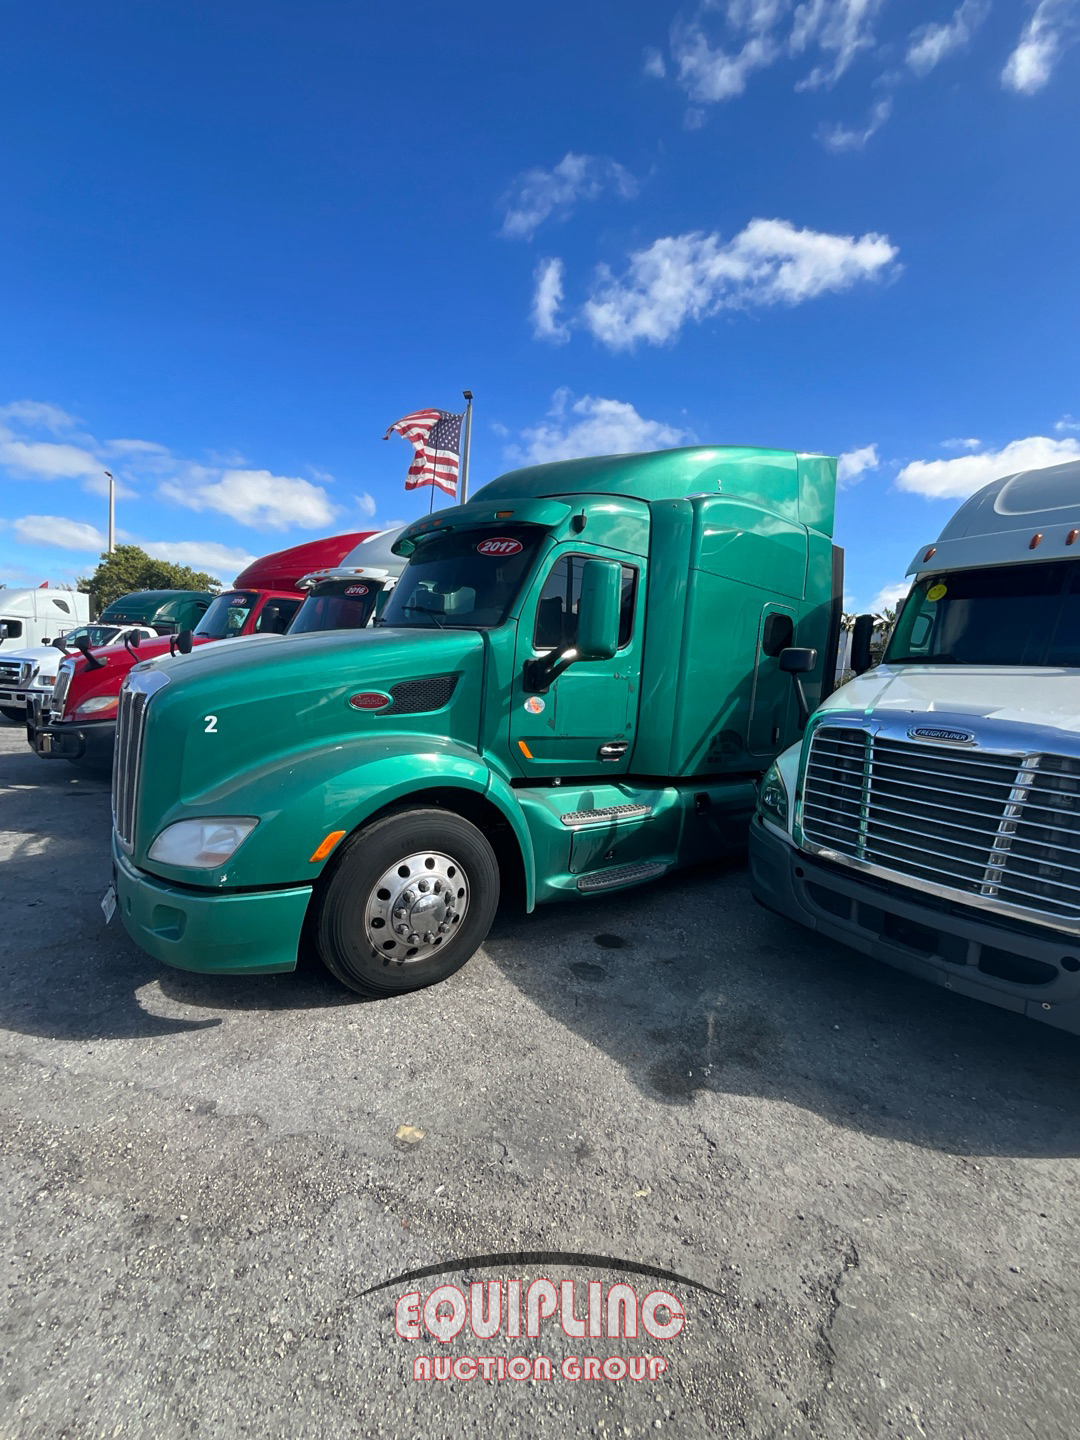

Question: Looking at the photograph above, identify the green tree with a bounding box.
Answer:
[78,545,220,611]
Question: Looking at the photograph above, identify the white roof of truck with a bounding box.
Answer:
[907,458,1080,576]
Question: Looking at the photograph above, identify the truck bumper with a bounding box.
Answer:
[112,840,311,975]
[26,695,115,766]
[748,815,1080,1035]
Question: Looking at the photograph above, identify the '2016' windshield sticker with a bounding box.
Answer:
[927,583,948,601]
[524,696,545,714]
[345,584,369,595]
[476,537,523,556]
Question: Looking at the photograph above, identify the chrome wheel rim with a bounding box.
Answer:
[364,850,469,964]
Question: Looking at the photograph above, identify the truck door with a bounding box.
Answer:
[747,604,797,756]
[509,550,644,779]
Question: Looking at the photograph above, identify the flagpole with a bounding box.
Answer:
[461,391,473,503]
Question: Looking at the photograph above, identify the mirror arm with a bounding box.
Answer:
[791,675,810,730]
[523,647,580,694]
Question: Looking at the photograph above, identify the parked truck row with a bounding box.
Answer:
[13,444,1078,1037]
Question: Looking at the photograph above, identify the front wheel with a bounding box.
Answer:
[314,807,500,997]
[0,706,25,723]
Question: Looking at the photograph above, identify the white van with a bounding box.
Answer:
[750,457,1080,1034]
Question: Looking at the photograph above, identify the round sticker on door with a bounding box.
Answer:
[524,696,546,714]
[927,582,948,601]
[344,584,369,595]
[476,537,523,556]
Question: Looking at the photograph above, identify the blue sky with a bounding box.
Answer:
[1,0,1077,612]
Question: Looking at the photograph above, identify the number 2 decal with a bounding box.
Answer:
[204,715,218,733]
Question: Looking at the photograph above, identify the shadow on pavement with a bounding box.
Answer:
[483,860,1080,1159]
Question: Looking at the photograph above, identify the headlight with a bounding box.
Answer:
[75,695,120,717]
[37,674,57,688]
[148,817,259,868]
[758,760,789,827]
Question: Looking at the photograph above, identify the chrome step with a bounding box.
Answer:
[560,803,651,827]
[577,861,666,893]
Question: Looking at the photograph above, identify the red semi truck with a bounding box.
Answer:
[27,531,375,770]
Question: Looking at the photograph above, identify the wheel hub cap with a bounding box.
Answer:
[364,850,469,963]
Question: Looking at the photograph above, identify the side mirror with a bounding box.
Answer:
[779,646,818,730]
[124,631,141,655]
[74,633,106,670]
[576,559,622,661]
[176,629,194,655]
[851,614,874,675]
[523,558,623,693]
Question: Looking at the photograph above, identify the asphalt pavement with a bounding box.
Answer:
[2,720,1079,1440]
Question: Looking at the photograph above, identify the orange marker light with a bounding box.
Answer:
[923,546,937,562]
[518,740,534,760]
[1068,530,1079,547]
[310,830,346,863]
[1029,532,1043,550]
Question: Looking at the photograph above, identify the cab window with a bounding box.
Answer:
[255,597,301,634]
[533,555,638,652]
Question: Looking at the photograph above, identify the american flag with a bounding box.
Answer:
[384,408,463,497]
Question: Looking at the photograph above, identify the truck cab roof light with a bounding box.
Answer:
[1030,532,1043,549]
[1068,530,1079,546]
[923,546,937,562]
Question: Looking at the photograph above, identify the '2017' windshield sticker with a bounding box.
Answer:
[524,696,545,715]
[927,583,948,601]
[345,584,369,595]
[476,537,523,556]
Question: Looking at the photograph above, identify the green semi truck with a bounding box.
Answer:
[106,446,842,995]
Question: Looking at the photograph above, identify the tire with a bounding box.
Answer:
[0,706,25,723]
[315,806,500,997]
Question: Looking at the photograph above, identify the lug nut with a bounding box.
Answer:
[403,889,417,905]
[424,931,435,944]
[408,933,420,946]
[418,879,430,893]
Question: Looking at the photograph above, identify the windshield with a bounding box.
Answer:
[61,625,121,649]
[886,559,1080,667]
[378,526,544,629]
[195,591,258,639]
[288,580,385,634]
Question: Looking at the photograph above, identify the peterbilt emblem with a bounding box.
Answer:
[908,725,976,744]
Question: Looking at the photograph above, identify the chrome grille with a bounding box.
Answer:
[50,660,74,720]
[800,725,1080,930]
[112,687,149,849]
[0,659,25,687]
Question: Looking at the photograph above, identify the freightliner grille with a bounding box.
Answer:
[800,725,1080,930]
[112,685,149,849]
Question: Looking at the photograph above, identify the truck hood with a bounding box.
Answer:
[822,664,1080,734]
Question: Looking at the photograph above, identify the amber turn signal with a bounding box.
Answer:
[310,830,347,863]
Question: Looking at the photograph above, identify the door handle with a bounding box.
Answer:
[598,741,628,761]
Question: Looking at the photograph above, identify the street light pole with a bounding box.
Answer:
[104,471,115,553]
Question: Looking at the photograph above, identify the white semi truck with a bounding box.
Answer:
[750,457,1080,1034]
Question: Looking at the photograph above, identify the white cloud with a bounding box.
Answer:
[0,435,102,481]
[507,389,692,466]
[818,96,893,151]
[0,401,80,432]
[906,0,990,75]
[499,153,638,241]
[1056,415,1080,433]
[14,514,107,551]
[160,468,337,531]
[793,0,887,90]
[142,541,257,578]
[942,436,982,450]
[356,491,377,518]
[531,258,570,343]
[871,581,910,614]
[896,435,1080,499]
[837,443,880,485]
[643,46,668,77]
[663,0,886,110]
[1002,0,1079,92]
[106,437,172,456]
[579,217,898,351]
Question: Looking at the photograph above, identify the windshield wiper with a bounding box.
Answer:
[400,604,446,629]
[895,651,968,664]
